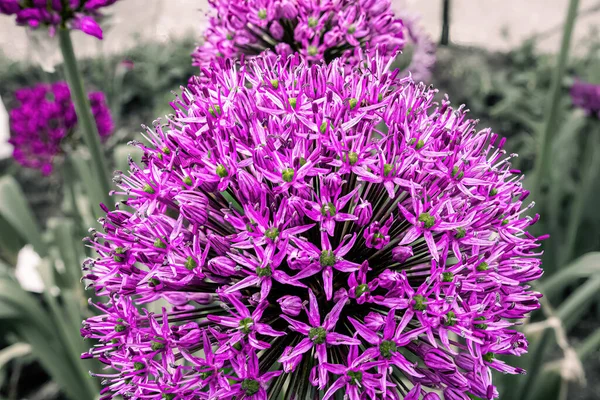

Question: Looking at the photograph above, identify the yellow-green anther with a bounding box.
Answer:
[349,97,358,109]
[216,164,228,178]
[143,184,155,194]
[281,168,295,182]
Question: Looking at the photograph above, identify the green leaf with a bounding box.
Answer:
[70,151,108,221]
[113,144,143,177]
[0,176,47,257]
[556,276,600,332]
[0,343,31,371]
[540,252,600,299]
[0,213,25,265]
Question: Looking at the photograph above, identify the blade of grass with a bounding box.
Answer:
[0,176,47,257]
[528,0,580,213]
[540,252,600,299]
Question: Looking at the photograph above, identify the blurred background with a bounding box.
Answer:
[1,1,600,399]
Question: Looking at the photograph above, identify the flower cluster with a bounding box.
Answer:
[398,10,436,83]
[81,50,544,400]
[8,82,113,175]
[0,0,119,39]
[191,0,405,69]
[570,79,600,118]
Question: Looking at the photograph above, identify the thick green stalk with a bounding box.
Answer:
[440,0,451,46]
[58,28,112,208]
[529,0,579,211]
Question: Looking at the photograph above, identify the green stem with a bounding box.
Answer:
[529,0,579,211]
[440,0,451,46]
[559,133,600,266]
[58,28,112,208]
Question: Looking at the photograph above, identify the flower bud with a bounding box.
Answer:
[277,295,302,316]
[392,246,413,263]
[354,200,372,226]
[175,191,209,226]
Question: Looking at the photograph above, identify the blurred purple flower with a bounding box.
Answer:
[8,82,113,175]
[571,79,600,118]
[0,0,119,38]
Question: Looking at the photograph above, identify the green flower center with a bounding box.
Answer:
[455,227,466,239]
[209,105,221,117]
[113,247,125,263]
[270,79,279,89]
[347,152,358,165]
[265,227,279,240]
[151,337,165,351]
[476,261,489,272]
[308,17,318,27]
[257,9,267,19]
[483,353,495,363]
[216,164,228,178]
[143,184,155,194]
[288,97,297,109]
[489,188,498,197]
[320,250,336,267]
[308,46,318,56]
[154,237,167,249]
[474,317,488,330]
[281,168,295,183]
[239,317,253,334]
[114,324,126,332]
[383,163,393,176]
[416,139,425,149]
[149,277,161,287]
[309,327,327,345]
[320,202,336,217]
[299,157,307,167]
[134,362,144,370]
[444,311,457,326]
[348,97,358,110]
[183,176,193,186]
[379,340,397,359]
[413,294,427,311]
[442,272,454,282]
[348,370,362,385]
[242,378,260,395]
[418,212,436,229]
[200,370,213,380]
[347,24,356,34]
[255,265,272,277]
[355,284,369,297]
[162,146,171,155]
[185,256,197,270]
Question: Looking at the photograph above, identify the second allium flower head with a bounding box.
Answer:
[81,49,544,400]
[192,0,405,68]
[0,0,119,39]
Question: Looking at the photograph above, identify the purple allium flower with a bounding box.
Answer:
[8,82,113,175]
[398,10,437,83]
[570,79,600,118]
[0,0,119,39]
[81,50,544,399]
[191,0,405,69]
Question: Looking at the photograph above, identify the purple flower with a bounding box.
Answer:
[8,82,113,175]
[192,0,405,70]
[398,10,437,82]
[570,79,600,118]
[81,50,544,399]
[0,0,119,38]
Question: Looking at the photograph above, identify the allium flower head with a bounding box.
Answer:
[192,0,405,69]
[81,50,544,400]
[0,0,119,39]
[8,81,113,175]
[570,79,600,118]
